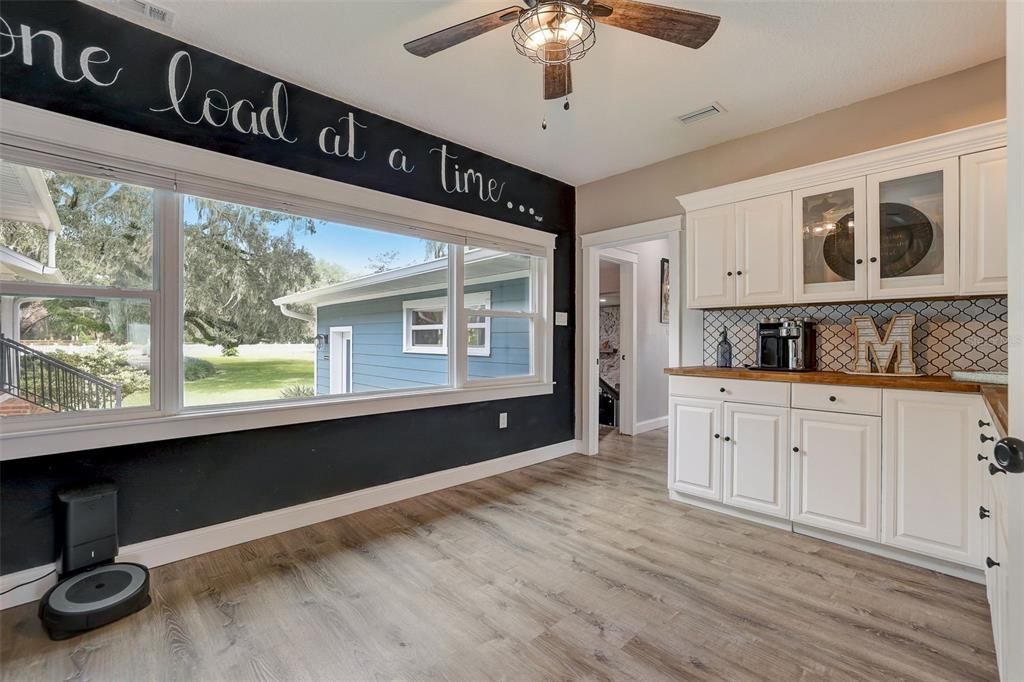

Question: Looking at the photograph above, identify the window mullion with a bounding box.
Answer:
[156,190,184,416]
[449,245,466,388]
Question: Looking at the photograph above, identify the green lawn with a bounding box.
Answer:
[184,356,315,407]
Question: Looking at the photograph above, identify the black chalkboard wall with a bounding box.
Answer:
[0,1,575,574]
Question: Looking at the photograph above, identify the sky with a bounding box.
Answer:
[183,197,435,278]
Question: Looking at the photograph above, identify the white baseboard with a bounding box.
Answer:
[1,439,581,610]
[633,416,668,434]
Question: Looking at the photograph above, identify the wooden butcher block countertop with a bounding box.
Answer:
[664,367,1010,435]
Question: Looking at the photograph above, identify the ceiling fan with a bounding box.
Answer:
[404,0,720,103]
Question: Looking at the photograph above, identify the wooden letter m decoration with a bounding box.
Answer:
[850,313,917,375]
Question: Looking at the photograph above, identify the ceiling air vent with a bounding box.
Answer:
[677,102,726,126]
[121,0,175,26]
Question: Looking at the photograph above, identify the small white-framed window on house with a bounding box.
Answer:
[403,292,491,356]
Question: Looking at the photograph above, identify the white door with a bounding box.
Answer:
[735,193,793,306]
[866,158,960,299]
[791,409,881,540]
[881,390,982,566]
[669,397,722,500]
[686,205,735,308]
[792,178,868,303]
[723,403,789,517]
[329,326,353,394]
[960,147,1008,296]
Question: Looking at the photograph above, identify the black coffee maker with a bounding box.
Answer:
[757,318,816,371]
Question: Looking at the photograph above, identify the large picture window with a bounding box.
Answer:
[0,145,553,453]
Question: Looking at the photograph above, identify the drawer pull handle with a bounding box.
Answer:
[979,419,991,428]
[986,557,1000,569]
[979,506,991,519]
[792,447,799,453]
[719,387,726,393]
[989,463,1007,476]
[714,433,720,439]
[828,396,837,402]
[980,434,995,443]
[978,453,988,462]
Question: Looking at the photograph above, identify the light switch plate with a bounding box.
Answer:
[555,312,568,326]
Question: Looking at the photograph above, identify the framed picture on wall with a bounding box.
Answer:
[660,258,670,324]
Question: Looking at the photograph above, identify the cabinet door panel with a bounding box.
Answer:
[723,403,788,517]
[882,390,982,565]
[867,159,960,299]
[686,206,735,308]
[791,410,880,540]
[960,148,1008,295]
[792,178,868,303]
[669,397,722,500]
[735,193,793,306]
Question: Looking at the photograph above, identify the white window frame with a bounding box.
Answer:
[403,292,491,357]
[0,104,556,460]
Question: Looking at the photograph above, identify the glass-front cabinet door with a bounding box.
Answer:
[792,178,867,303]
[866,158,959,299]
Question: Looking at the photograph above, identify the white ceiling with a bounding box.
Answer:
[93,0,1005,185]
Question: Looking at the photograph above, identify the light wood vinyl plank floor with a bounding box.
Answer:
[0,428,997,681]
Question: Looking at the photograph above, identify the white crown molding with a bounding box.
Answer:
[676,119,1007,212]
[0,438,580,610]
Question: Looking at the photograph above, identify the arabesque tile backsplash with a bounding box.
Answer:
[703,298,1008,375]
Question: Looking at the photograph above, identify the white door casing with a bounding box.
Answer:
[669,396,722,500]
[791,409,881,540]
[329,326,353,394]
[723,402,789,518]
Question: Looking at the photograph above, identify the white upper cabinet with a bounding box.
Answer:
[792,178,868,303]
[881,390,982,566]
[723,403,789,518]
[735,193,793,306]
[866,158,960,299]
[668,397,723,501]
[686,205,736,308]
[960,147,1008,295]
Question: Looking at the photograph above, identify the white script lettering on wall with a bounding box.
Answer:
[151,51,297,143]
[388,149,415,174]
[850,313,918,375]
[318,114,367,161]
[430,144,506,204]
[0,18,122,86]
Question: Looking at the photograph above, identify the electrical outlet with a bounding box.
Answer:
[499,412,508,429]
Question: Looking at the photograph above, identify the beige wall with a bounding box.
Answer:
[576,58,1006,234]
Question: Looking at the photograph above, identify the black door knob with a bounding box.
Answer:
[736,270,743,276]
[990,463,1007,476]
[994,437,1024,473]
[986,557,1000,569]
[723,436,731,442]
[792,446,799,453]
[714,433,720,439]
[828,396,837,402]
[979,506,991,519]
[869,256,878,263]
[980,434,995,443]
[855,258,864,265]
[979,419,992,428]
[978,453,989,462]
[727,272,733,277]
[720,387,726,393]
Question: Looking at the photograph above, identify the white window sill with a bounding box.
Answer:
[0,381,555,460]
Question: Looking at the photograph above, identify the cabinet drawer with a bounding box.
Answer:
[792,384,881,415]
[669,376,789,406]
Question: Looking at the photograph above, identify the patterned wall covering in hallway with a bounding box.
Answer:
[703,298,1008,375]
[600,306,620,387]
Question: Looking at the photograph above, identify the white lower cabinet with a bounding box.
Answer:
[791,409,880,540]
[723,403,789,518]
[668,397,723,500]
[881,390,982,566]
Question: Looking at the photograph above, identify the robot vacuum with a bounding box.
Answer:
[37,484,151,641]
[39,563,151,641]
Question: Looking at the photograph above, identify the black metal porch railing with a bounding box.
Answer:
[0,334,122,412]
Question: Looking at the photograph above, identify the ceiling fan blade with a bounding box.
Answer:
[594,0,720,49]
[404,6,523,57]
[544,62,573,100]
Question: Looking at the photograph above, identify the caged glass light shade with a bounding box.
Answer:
[512,1,597,65]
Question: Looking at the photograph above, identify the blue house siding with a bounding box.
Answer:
[316,277,529,395]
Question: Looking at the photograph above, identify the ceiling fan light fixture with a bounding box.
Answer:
[512,1,596,65]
